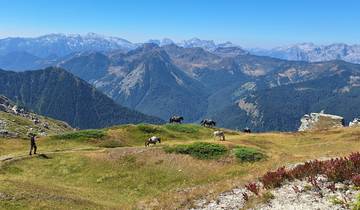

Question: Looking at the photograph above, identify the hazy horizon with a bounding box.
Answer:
[1,0,360,48]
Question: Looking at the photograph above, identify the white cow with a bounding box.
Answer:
[213,131,225,141]
[145,136,161,147]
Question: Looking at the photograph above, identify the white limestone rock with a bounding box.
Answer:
[299,111,344,131]
[349,118,360,127]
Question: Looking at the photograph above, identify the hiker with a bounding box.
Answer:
[29,133,37,155]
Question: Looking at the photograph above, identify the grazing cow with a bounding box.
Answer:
[169,116,184,124]
[213,131,225,141]
[243,127,251,133]
[32,117,40,125]
[145,136,161,147]
[200,119,216,128]
[43,123,50,129]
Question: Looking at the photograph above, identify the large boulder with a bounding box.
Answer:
[298,111,344,131]
[349,118,360,127]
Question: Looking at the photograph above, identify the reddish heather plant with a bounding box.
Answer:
[248,152,360,194]
[351,174,360,187]
[245,182,260,196]
[308,176,320,189]
[348,152,360,173]
[326,182,336,192]
[260,167,289,189]
[289,160,324,180]
[323,157,354,182]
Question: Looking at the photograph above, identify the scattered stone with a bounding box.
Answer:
[0,129,18,138]
[254,176,358,210]
[0,192,15,201]
[191,175,359,210]
[190,188,247,210]
[0,95,73,138]
[0,119,6,129]
[335,183,346,190]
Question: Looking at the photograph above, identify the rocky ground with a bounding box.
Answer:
[192,175,359,210]
[191,188,246,210]
[255,175,358,210]
[0,95,73,138]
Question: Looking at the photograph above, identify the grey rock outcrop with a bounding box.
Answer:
[0,95,73,138]
[349,118,360,127]
[298,111,344,131]
[0,129,18,138]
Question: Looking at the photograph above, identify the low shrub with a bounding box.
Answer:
[164,142,227,159]
[289,160,324,179]
[234,146,266,162]
[53,129,106,140]
[330,196,348,206]
[137,124,159,134]
[352,175,360,187]
[323,157,354,182]
[256,152,360,190]
[164,124,199,133]
[261,191,275,203]
[245,182,260,195]
[261,167,289,189]
[303,184,312,191]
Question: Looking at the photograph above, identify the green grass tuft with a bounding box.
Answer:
[261,191,275,203]
[137,124,161,133]
[353,193,360,210]
[106,124,213,146]
[164,124,199,133]
[164,142,228,159]
[98,140,124,148]
[233,146,267,162]
[52,129,106,140]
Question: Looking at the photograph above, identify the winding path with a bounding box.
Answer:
[0,147,105,169]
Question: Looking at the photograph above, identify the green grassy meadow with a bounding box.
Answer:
[0,124,360,209]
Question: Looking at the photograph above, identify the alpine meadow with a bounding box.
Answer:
[1,1,360,210]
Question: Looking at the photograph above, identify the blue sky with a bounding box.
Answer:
[0,0,359,48]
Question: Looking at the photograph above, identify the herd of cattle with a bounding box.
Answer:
[145,116,251,146]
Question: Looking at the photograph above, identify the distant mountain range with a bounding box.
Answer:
[0,33,246,60]
[0,67,163,129]
[249,43,360,64]
[56,44,360,131]
[1,34,360,131]
[2,33,360,65]
[60,44,209,122]
[0,33,136,58]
